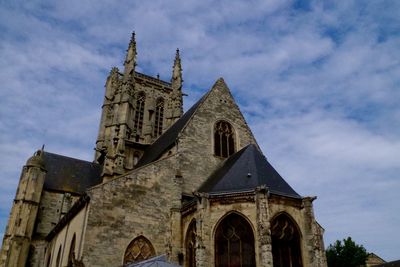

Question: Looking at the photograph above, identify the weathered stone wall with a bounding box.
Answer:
[177,79,259,194]
[35,191,80,237]
[81,155,181,267]
[190,195,260,267]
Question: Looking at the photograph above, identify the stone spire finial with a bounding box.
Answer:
[124,31,137,77]
[171,48,182,91]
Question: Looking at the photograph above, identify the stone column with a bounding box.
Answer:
[195,195,208,267]
[256,187,273,267]
[303,196,327,267]
[169,171,183,264]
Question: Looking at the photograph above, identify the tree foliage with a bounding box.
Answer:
[326,237,368,267]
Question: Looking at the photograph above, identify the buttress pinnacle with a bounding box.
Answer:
[124,31,137,77]
[171,48,182,90]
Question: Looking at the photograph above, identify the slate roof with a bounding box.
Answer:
[124,255,181,267]
[198,144,301,198]
[136,95,205,167]
[42,152,102,194]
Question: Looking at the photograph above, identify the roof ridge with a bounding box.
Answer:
[43,151,97,165]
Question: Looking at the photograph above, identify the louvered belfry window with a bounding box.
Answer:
[133,92,145,136]
[124,236,155,265]
[214,121,235,158]
[185,220,197,267]
[153,97,164,137]
[271,214,303,267]
[215,213,255,267]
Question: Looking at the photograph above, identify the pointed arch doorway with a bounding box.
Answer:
[215,213,255,267]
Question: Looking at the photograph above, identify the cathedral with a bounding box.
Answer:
[0,33,327,267]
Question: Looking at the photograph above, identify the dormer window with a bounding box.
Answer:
[214,120,235,158]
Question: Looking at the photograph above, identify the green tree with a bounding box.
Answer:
[326,237,368,267]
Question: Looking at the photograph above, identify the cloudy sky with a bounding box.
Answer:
[1,0,399,261]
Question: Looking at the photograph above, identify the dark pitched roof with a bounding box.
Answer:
[43,152,102,194]
[136,95,205,167]
[198,144,301,198]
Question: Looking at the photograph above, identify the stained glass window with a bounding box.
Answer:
[153,98,164,138]
[214,121,235,158]
[133,92,146,137]
[124,236,155,265]
[271,214,303,267]
[215,213,255,267]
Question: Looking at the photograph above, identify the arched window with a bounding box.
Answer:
[133,92,146,137]
[124,236,155,265]
[185,220,196,267]
[67,234,76,267]
[153,98,164,137]
[271,214,303,267]
[214,121,235,158]
[215,213,255,267]
[56,245,62,267]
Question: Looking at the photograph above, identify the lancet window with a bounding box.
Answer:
[215,213,255,267]
[271,213,303,267]
[185,220,196,267]
[153,97,164,137]
[124,236,155,265]
[214,121,235,158]
[67,234,76,267]
[133,92,146,136]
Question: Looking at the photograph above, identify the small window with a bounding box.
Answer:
[214,121,235,158]
[133,92,146,136]
[153,98,164,137]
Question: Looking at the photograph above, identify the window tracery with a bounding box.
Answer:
[271,214,303,267]
[124,236,155,265]
[153,98,164,137]
[133,92,145,137]
[214,121,235,158]
[215,213,255,267]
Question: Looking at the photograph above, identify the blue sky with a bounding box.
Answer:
[1,0,399,261]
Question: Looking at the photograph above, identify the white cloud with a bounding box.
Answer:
[0,0,399,261]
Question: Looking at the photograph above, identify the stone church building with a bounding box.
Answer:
[0,33,327,267]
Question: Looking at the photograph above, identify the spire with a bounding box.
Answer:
[165,49,183,127]
[124,31,137,77]
[171,48,182,91]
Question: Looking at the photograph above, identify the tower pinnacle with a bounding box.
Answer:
[124,31,137,77]
[171,48,182,91]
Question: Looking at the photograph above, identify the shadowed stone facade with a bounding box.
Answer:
[1,33,327,267]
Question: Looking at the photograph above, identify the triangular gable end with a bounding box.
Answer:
[174,78,261,193]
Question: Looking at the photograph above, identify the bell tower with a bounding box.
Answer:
[95,33,184,181]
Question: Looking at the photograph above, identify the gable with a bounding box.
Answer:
[175,78,260,193]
